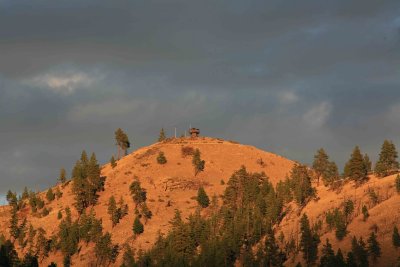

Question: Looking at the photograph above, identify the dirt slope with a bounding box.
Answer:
[0,137,295,266]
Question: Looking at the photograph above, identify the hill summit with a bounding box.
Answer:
[0,136,295,266]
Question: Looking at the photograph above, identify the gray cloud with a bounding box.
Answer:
[0,0,400,195]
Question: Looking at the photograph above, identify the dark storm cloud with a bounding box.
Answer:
[0,0,400,196]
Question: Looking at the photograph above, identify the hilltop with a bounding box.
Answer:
[1,136,400,266]
[0,136,295,266]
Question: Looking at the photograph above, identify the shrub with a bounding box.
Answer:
[46,188,55,202]
[181,146,195,158]
[396,175,400,194]
[133,216,144,235]
[156,152,167,165]
[362,205,369,221]
[197,187,210,208]
[368,189,379,205]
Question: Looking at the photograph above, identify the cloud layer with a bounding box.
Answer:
[0,0,400,195]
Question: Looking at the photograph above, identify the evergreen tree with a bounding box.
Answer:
[197,187,210,208]
[110,155,117,169]
[108,196,119,227]
[290,164,315,205]
[9,207,19,241]
[367,232,381,262]
[140,202,152,223]
[319,239,336,267]
[71,151,104,214]
[364,154,372,173]
[59,168,67,184]
[313,148,329,186]
[46,188,55,202]
[300,213,320,266]
[22,187,29,200]
[335,249,346,266]
[133,216,144,235]
[129,178,147,208]
[344,146,368,183]
[115,128,130,159]
[6,190,17,208]
[156,151,167,164]
[343,199,354,223]
[351,236,369,267]
[396,175,400,194]
[35,227,49,262]
[264,226,281,267]
[375,140,399,177]
[362,205,369,221]
[95,232,119,266]
[158,128,166,142]
[393,226,400,248]
[58,210,63,220]
[192,149,205,176]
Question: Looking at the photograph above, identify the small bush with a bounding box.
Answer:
[156,152,167,164]
[220,179,225,185]
[362,205,369,221]
[197,187,210,208]
[368,189,379,205]
[57,210,62,220]
[181,146,195,158]
[46,188,55,202]
[396,175,400,194]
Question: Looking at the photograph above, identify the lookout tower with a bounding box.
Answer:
[189,128,200,138]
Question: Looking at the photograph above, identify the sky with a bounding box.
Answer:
[0,0,400,196]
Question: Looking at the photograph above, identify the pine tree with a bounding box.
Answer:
[192,149,205,176]
[9,207,19,241]
[35,227,49,262]
[335,249,346,266]
[313,148,329,186]
[133,216,144,235]
[364,154,372,173]
[95,232,119,266]
[396,175,400,194]
[319,239,336,267]
[344,146,368,183]
[264,226,281,267]
[115,128,130,159]
[46,188,55,202]
[362,205,369,221]
[129,178,147,208]
[59,168,67,184]
[158,128,166,142]
[375,140,399,177]
[343,199,354,223]
[351,236,369,267]
[108,196,118,227]
[393,226,400,248]
[367,232,381,262]
[22,187,29,200]
[156,151,167,164]
[140,202,152,223]
[197,187,210,208]
[110,156,117,169]
[290,164,315,205]
[300,213,320,266]
[6,190,17,208]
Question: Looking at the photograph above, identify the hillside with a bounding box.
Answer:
[1,136,400,266]
[0,137,295,266]
[277,173,400,267]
